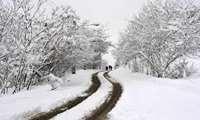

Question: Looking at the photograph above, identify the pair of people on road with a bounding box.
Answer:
[106,65,113,71]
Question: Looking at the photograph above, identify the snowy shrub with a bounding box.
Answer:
[42,74,63,90]
[184,63,197,77]
[165,59,188,78]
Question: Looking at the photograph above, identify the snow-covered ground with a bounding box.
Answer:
[1,66,200,120]
[52,72,113,120]
[0,70,96,120]
[108,67,200,120]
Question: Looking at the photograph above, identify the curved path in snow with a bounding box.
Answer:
[85,72,123,120]
[29,72,101,120]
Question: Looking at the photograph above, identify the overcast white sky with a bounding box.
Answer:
[48,0,147,65]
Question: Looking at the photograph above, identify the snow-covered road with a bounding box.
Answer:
[52,72,113,120]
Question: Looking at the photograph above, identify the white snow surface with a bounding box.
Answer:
[52,72,113,120]
[108,67,200,120]
[0,70,96,120]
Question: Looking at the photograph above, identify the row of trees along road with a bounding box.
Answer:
[0,0,111,94]
[114,0,200,79]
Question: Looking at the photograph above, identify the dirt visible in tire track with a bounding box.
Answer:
[85,72,123,120]
[28,72,101,120]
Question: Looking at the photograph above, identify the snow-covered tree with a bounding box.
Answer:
[114,0,200,78]
[0,0,110,94]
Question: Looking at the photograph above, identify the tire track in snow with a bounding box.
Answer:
[29,72,101,120]
[85,72,123,120]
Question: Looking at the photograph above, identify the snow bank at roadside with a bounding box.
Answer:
[0,70,96,120]
[52,72,113,120]
[108,67,200,120]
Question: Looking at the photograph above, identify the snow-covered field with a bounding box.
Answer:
[52,72,113,120]
[108,67,200,120]
[0,70,96,120]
